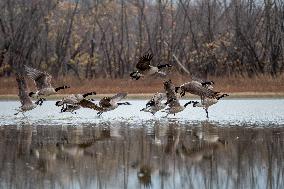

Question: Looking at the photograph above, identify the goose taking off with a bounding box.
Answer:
[130,53,172,80]
[188,93,229,118]
[56,92,96,113]
[56,92,96,107]
[162,80,191,117]
[175,80,219,100]
[24,65,70,105]
[66,93,131,116]
[14,74,37,116]
[140,92,167,115]
[96,93,131,116]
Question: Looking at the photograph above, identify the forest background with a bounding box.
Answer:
[0,0,283,97]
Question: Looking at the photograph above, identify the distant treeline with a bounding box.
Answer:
[0,0,283,79]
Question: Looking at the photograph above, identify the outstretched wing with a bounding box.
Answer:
[151,93,166,104]
[192,76,214,89]
[136,53,153,71]
[163,80,181,107]
[183,81,219,99]
[110,93,127,104]
[16,74,34,107]
[24,65,52,90]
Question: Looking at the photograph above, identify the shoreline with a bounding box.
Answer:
[1,92,284,100]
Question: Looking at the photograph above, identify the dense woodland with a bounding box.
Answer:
[0,0,283,80]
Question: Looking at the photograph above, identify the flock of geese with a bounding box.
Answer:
[15,53,228,118]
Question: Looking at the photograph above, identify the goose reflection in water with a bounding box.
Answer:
[0,122,283,189]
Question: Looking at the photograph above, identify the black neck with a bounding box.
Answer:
[157,64,171,69]
[55,86,69,92]
[83,92,96,98]
[117,102,131,106]
[201,81,213,86]
[217,94,229,100]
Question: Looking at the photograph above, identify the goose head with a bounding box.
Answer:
[29,91,38,98]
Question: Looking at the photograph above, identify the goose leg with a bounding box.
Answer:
[22,112,27,118]
[39,99,44,106]
[35,99,41,105]
[97,112,103,117]
[205,109,209,119]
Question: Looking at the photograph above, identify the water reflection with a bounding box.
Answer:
[0,122,283,189]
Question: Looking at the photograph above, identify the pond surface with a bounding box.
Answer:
[0,99,284,126]
[0,99,283,189]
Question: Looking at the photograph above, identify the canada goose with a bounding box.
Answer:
[14,75,37,116]
[188,93,229,118]
[175,80,219,100]
[68,93,130,116]
[130,53,172,80]
[24,65,70,105]
[55,91,97,107]
[96,93,131,116]
[140,92,167,115]
[162,80,191,116]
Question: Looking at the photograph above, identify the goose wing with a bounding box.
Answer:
[99,97,112,108]
[149,92,166,105]
[24,65,52,90]
[136,53,153,71]
[182,81,218,98]
[78,99,105,111]
[192,76,214,89]
[16,74,34,107]
[163,80,181,107]
[64,94,80,104]
[110,93,127,104]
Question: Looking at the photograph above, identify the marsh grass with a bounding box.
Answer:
[0,74,283,95]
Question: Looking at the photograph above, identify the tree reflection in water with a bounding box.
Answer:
[0,121,283,189]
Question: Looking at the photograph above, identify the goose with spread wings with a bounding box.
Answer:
[140,92,167,115]
[175,79,219,100]
[188,93,229,118]
[130,53,172,80]
[56,91,97,113]
[96,93,131,116]
[14,74,37,116]
[24,65,70,105]
[162,80,192,117]
[58,93,130,116]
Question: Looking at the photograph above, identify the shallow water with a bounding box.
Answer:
[1,99,284,126]
[0,99,283,189]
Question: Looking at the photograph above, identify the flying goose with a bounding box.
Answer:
[140,92,167,115]
[55,92,97,107]
[96,93,131,116]
[162,80,192,116]
[130,53,172,80]
[67,93,130,116]
[188,93,229,118]
[14,75,37,116]
[175,80,219,100]
[24,65,70,105]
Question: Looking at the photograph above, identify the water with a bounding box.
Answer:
[0,99,283,189]
[1,99,284,126]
